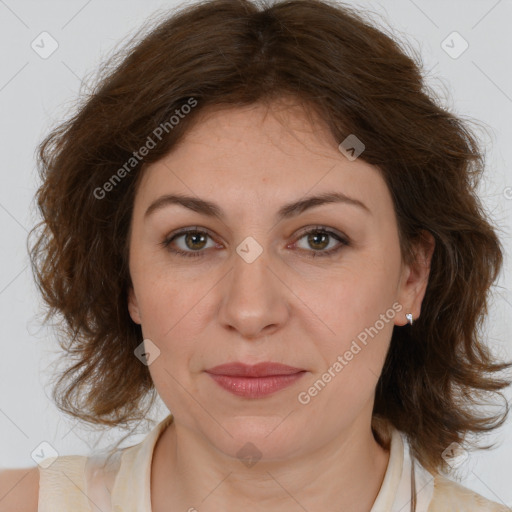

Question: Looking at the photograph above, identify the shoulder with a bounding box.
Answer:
[429,473,511,511]
[37,454,96,511]
[0,466,39,512]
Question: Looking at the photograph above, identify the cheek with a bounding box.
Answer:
[292,250,399,397]
[138,284,200,413]
[297,314,394,423]
[297,257,399,341]
[134,276,209,375]
[134,268,205,336]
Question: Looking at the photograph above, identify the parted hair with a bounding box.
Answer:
[28,0,511,474]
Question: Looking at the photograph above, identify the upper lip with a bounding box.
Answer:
[205,362,305,377]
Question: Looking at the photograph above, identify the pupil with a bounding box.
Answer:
[183,231,329,252]
[187,232,206,250]
[309,232,328,250]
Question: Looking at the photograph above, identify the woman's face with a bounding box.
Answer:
[128,100,432,460]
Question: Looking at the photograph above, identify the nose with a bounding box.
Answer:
[217,242,290,341]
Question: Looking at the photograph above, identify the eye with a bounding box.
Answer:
[291,226,349,258]
[161,227,218,258]
[161,225,350,258]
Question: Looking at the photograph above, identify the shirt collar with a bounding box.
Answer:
[111,414,435,512]
[371,424,435,512]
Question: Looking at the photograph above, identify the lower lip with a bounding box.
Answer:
[207,372,306,398]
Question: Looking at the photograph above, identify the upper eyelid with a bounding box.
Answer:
[165,225,348,246]
[163,227,350,260]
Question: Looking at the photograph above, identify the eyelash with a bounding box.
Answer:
[160,225,350,259]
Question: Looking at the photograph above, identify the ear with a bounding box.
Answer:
[128,286,142,325]
[395,230,435,326]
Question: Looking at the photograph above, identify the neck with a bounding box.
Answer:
[151,414,391,512]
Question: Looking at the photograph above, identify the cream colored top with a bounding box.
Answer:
[38,414,510,511]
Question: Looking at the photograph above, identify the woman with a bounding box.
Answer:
[1,0,511,510]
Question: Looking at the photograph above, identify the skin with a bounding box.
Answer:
[127,98,435,512]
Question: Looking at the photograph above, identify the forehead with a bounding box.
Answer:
[133,102,393,222]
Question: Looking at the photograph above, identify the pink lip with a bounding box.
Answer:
[205,362,306,398]
[206,362,304,377]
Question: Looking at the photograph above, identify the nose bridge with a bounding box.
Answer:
[230,235,273,305]
[218,235,288,337]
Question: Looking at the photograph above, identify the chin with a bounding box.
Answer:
[202,415,308,462]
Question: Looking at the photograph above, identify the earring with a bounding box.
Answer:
[406,313,414,325]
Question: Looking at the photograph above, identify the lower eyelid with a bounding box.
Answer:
[163,228,349,257]
[294,231,345,248]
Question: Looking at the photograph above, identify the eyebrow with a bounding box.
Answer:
[144,191,371,221]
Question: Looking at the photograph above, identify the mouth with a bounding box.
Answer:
[205,362,307,398]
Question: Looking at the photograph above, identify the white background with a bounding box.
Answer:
[0,0,511,507]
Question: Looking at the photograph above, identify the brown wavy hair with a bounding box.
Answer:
[28,0,512,474]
